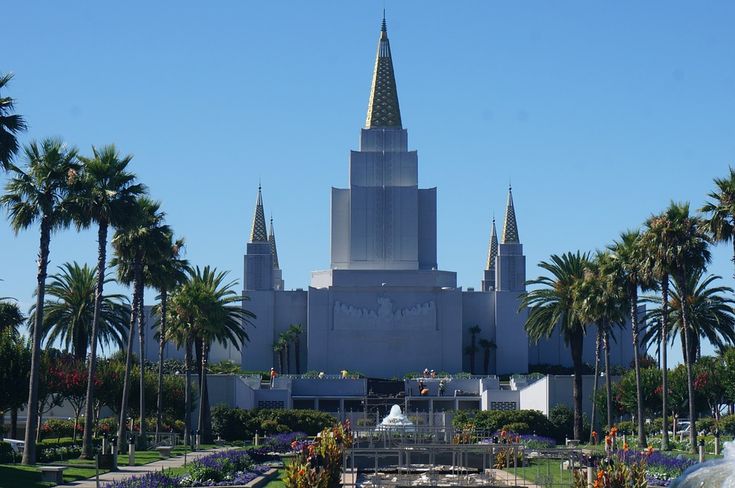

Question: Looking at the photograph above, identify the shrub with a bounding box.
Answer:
[697,417,716,434]
[285,422,352,488]
[452,409,556,439]
[262,432,306,453]
[211,406,337,441]
[0,442,16,463]
[41,419,78,441]
[615,420,635,435]
[502,422,531,434]
[548,404,574,440]
[718,415,735,436]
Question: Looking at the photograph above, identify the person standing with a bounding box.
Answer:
[270,367,278,388]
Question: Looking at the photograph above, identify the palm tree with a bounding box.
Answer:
[0,73,28,171]
[29,262,128,359]
[608,230,650,447]
[521,251,590,440]
[664,202,711,452]
[74,144,145,458]
[468,325,481,374]
[478,338,495,375]
[640,208,680,450]
[273,339,286,374]
[111,197,170,450]
[0,300,24,337]
[278,330,291,374]
[288,324,304,374]
[1,138,79,464]
[701,167,735,278]
[150,235,187,439]
[175,266,254,442]
[644,271,735,365]
[573,252,625,433]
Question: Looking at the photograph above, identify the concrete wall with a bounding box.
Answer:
[483,389,521,411]
[290,378,366,397]
[519,376,549,415]
[461,292,496,374]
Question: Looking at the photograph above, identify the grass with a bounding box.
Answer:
[0,463,108,488]
[263,468,288,487]
[503,457,578,487]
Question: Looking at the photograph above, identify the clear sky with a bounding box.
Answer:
[2,1,734,366]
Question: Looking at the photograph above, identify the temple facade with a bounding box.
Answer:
[242,19,529,378]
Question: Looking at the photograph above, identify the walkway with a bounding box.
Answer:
[61,447,230,487]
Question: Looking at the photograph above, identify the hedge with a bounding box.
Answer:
[212,406,337,441]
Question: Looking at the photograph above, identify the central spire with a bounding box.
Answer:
[365,14,402,129]
[502,186,520,244]
[249,185,268,243]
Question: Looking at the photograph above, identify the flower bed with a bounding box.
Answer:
[261,432,306,454]
[104,449,272,487]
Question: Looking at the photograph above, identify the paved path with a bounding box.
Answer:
[61,447,230,487]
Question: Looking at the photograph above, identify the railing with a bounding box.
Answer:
[343,444,586,487]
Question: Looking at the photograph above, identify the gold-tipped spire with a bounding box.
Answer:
[501,186,520,244]
[249,185,268,243]
[486,217,499,270]
[365,15,402,128]
[268,216,280,269]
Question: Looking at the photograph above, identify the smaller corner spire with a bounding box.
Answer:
[501,186,520,244]
[268,215,280,269]
[249,185,268,243]
[486,216,499,270]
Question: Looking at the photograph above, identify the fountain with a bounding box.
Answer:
[670,441,735,487]
[376,405,416,432]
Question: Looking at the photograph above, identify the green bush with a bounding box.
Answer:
[502,422,531,434]
[697,417,716,434]
[718,415,735,436]
[0,442,16,463]
[616,420,635,435]
[211,406,337,441]
[452,410,556,439]
[548,405,574,440]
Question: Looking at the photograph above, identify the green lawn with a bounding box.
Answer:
[503,457,578,487]
[263,468,287,487]
[0,464,106,488]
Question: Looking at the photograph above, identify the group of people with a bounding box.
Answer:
[417,376,446,397]
[422,368,437,378]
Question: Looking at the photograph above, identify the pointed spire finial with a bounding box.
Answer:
[268,215,280,269]
[501,186,520,244]
[365,13,402,128]
[486,216,499,270]
[249,185,268,243]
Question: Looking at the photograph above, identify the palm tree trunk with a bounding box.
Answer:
[81,221,108,459]
[590,328,601,442]
[198,341,209,443]
[22,219,51,465]
[116,263,140,452]
[278,349,284,374]
[137,270,146,449]
[679,271,697,453]
[483,348,490,375]
[11,407,18,439]
[155,289,167,439]
[570,330,584,440]
[604,331,613,429]
[184,337,192,446]
[630,285,647,447]
[294,337,300,374]
[284,342,290,374]
[661,275,670,450]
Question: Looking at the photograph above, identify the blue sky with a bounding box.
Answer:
[2,1,735,365]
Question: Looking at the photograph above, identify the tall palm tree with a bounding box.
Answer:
[701,167,735,278]
[112,197,170,450]
[468,325,481,374]
[0,73,28,171]
[29,262,128,359]
[608,230,650,447]
[521,251,590,440]
[573,252,625,433]
[664,202,711,452]
[150,235,187,439]
[640,208,679,450]
[644,271,735,365]
[74,144,145,458]
[0,138,79,464]
[172,266,254,442]
[288,324,304,374]
[278,330,291,373]
[609,230,651,446]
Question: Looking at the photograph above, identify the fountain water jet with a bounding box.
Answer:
[670,440,735,487]
[375,405,416,432]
